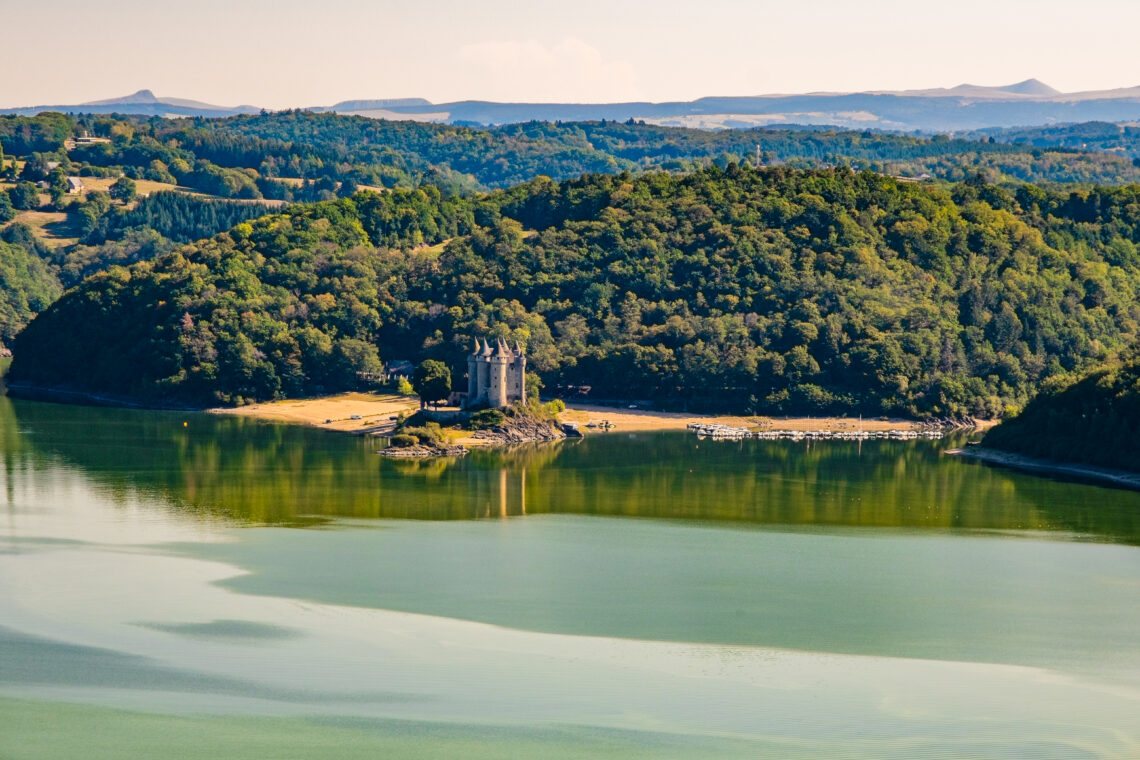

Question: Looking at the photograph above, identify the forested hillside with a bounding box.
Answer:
[5,111,1140,317]
[982,347,1140,471]
[176,112,1140,188]
[8,111,1140,203]
[0,235,61,344]
[11,166,1140,416]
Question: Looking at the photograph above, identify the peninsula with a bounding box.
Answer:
[951,345,1140,488]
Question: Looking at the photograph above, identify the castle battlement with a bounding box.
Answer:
[465,337,526,409]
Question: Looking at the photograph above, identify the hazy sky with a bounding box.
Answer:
[6,0,1140,107]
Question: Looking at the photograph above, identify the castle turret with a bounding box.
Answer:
[489,338,510,407]
[476,337,493,405]
[510,341,526,402]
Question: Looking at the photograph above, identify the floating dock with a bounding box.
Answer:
[687,423,945,441]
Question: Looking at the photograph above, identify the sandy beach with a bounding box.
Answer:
[559,403,954,434]
[208,392,420,434]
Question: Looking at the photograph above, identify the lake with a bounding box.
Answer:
[1,392,1138,759]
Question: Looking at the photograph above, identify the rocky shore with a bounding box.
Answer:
[378,444,469,459]
[379,414,567,458]
[468,416,566,445]
[946,446,1140,491]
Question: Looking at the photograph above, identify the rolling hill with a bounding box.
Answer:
[9,81,1140,131]
[10,167,1140,415]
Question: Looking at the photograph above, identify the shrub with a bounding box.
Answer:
[403,423,445,446]
[8,182,40,211]
[389,433,418,448]
[469,409,505,429]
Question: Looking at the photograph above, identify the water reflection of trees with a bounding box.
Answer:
[6,399,541,523]
[6,398,1140,543]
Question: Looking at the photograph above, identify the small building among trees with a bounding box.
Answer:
[384,359,415,381]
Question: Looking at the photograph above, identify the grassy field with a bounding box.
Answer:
[414,238,452,256]
[74,177,286,206]
[74,176,246,200]
[4,210,79,247]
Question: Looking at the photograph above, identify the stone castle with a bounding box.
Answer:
[465,337,526,409]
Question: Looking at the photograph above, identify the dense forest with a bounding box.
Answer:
[0,233,61,343]
[10,166,1140,416]
[3,110,1140,316]
[982,346,1140,471]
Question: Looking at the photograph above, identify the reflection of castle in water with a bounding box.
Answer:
[466,441,576,518]
[470,467,526,518]
[384,442,567,519]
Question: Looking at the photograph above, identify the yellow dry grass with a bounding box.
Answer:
[412,238,452,256]
[73,177,173,196]
[82,177,218,199]
[3,210,78,248]
[65,178,285,209]
[72,177,116,193]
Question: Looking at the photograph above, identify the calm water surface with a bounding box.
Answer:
[2,394,1139,759]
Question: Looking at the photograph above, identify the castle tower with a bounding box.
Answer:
[489,338,509,407]
[477,337,493,405]
[467,338,481,402]
[510,341,526,402]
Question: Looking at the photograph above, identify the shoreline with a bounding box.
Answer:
[3,381,198,410]
[558,403,987,434]
[946,446,1140,491]
[4,381,992,442]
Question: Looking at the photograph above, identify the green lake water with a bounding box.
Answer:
[2,392,1139,759]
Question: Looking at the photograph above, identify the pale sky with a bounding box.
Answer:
[5,0,1140,108]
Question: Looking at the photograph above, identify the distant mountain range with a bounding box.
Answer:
[1,90,263,119]
[8,81,1140,132]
